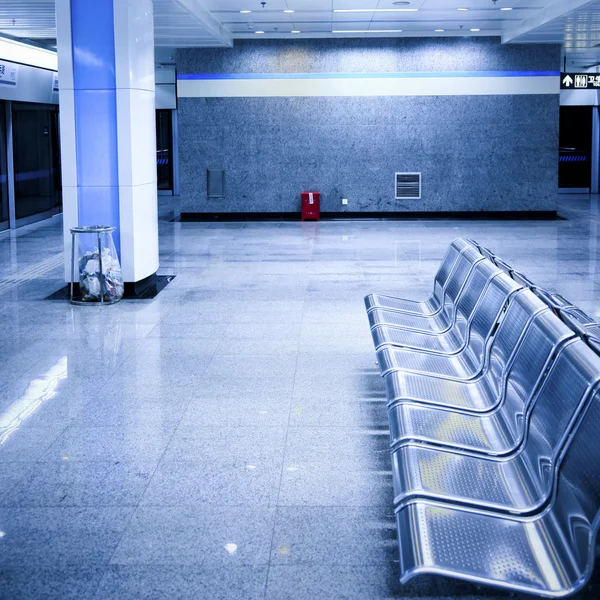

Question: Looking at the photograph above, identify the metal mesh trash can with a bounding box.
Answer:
[70,225,124,305]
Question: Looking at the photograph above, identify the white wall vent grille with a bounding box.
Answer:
[395,172,421,200]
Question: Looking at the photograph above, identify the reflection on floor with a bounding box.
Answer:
[0,195,600,599]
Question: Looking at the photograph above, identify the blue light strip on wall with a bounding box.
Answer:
[71,0,120,256]
[179,70,561,81]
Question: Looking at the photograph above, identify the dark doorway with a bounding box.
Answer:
[156,109,173,192]
[12,102,62,220]
[0,100,9,230]
[559,106,593,190]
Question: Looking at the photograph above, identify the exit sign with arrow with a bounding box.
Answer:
[561,73,600,90]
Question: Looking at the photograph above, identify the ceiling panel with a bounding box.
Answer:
[0,1,55,39]
[0,0,597,51]
[153,0,229,47]
[0,0,232,47]
[208,0,558,39]
[504,0,600,51]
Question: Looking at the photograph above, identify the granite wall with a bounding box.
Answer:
[177,38,561,215]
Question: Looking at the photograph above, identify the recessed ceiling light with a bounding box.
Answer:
[334,8,417,12]
[240,10,251,13]
[500,7,513,10]
[435,29,445,32]
[292,30,301,34]
[332,29,403,33]
[457,7,469,10]
[470,28,481,32]
[284,9,294,13]
[255,31,265,34]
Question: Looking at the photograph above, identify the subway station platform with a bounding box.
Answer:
[0,195,599,599]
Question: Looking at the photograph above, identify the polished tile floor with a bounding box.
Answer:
[1,197,600,599]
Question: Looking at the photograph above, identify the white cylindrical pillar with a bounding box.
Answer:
[56,0,159,285]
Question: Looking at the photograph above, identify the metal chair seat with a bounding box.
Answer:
[391,340,600,515]
[364,238,473,316]
[371,261,502,354]
[376,274,522,379]
[364,294,440,317]
[387,372,500,411]
[367,246,484,334]
[393,446,539,512]
[387,306,575,452]
[396,500,576,597]
[383,288,544,409]
[396,374,600,597]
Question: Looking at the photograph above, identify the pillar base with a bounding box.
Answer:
[123,272,173,299]
[47,274,175,301]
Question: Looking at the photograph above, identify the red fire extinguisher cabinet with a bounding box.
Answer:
[301,192,320,221]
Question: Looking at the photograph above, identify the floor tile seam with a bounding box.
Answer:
[261,281,307,599]
[267,558,396,569]
[0,462,37,505]
[96,557,396,569]
[98,332,221,539]
[0,500,152,509]
[211,334,228,356]
[112,501,397,510]
[23,421,75,464]
[266,347,300,583]
[102,380,199,568]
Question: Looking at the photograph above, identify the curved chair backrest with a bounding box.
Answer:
[466,238,496,263]
[432,238,474,301]
[493,257,514,277]
[531,286,574,316]
[467,272,522,364]
[452,260,503,336]
[511,269,536,289]
[483,289,543,393]
[441,246,485,317]
[520,340,600,494]
[551,293,575,309]
[500,308,575,442]
[548,382,600,588]
[559,307,600,339]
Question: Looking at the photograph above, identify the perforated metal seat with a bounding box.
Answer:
[370,260,502,354]
[364,238,473,316]
[391,339,600,514]
[368,245,485,334]
[387,297,575,453]
[384,289,541,413]
[376,273,522,379]
[396,377,600,598]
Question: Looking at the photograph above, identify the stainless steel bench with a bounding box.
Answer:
[376,272,522,379]
[396,366,600,597]
[391,338,600,515]
[365,239,600,597]
[365,238,472,316]
[387,293,575,452]
[367,243,484,335]
[370,259,503,354]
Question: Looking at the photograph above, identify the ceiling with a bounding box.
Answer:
[0,0,234,48]
[0,0,598,54]
[206,0,551,39]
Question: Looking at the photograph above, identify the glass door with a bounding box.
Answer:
[12,102,62,222]
[0,100,8,231]
[156,109,173,192]
[559,106,593,190]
